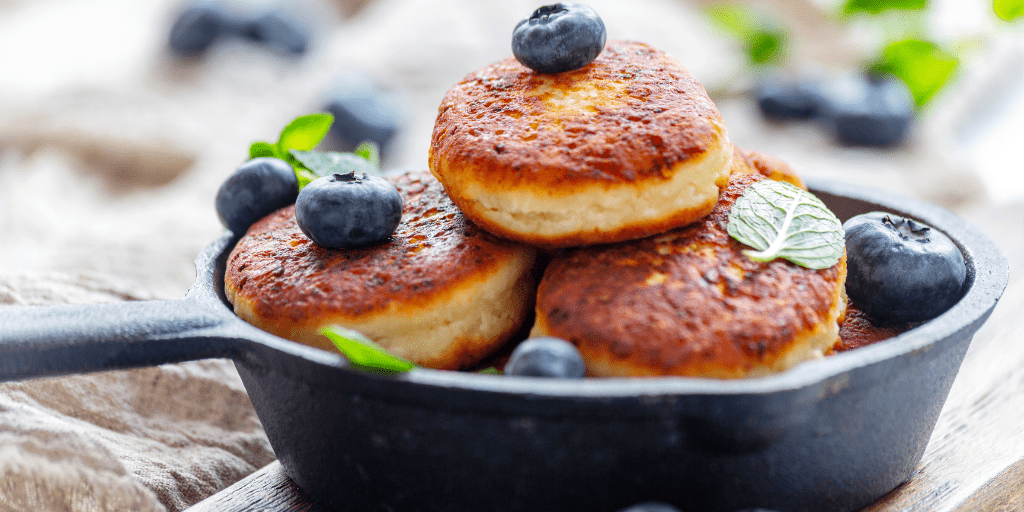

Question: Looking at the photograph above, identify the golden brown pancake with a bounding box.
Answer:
[531,173,847,378]
[224,171,538,370]
[728,146,806,190]
[833,300,909,353]
[429,40,732,248]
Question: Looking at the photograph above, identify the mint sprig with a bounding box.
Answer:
[995,0,1024,21]
[727,180,844,270]
[840,0,926,16]
[248,113,383,190]
[869,39,959,108]
[704,5,786,65]
[322,326,415,374]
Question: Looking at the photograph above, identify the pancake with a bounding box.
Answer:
[531,173,847,378]
[429,40,733,248]
[833,300,909,353]
[728,146,806,190]
[224,171,538,370]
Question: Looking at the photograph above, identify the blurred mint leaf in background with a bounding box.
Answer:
[354,141,380,169]
[842,0,927,16]
[870,39,958,107]
[994,0,1024,21]
[705,4,786,65]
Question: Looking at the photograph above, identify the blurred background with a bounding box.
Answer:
[0,0,1022,299]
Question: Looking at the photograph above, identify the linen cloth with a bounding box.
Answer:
[0,0,988,510]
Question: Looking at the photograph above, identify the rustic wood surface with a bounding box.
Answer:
[188,204,1024,512]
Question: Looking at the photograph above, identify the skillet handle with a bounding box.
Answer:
[0,299,239,382]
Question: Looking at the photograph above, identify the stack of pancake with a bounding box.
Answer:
[226,40,853,377]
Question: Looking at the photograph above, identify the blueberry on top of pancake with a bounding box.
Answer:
[531,173,848,378]
[429,40,733,248]
[225,171,538,370]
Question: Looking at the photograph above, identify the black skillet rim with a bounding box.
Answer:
[206,177,1008,399]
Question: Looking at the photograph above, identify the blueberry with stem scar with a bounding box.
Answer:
[843,212,967,324]
[295,172,403,249]
[512,3,606,74]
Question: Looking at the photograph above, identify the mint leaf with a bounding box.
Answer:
[870,39,958,107]
[296,168,319,190]
[322,326,415,373]
[354,141,380,169]
[477,367,502,374]
[249,141,276,159]
[995,0,1024,21]
[841,0,926,16]
[290,149,380,178]
[276,113,334,157]
[727,180,844,270]
[705,5,786,65]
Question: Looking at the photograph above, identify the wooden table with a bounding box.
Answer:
[188,204,1024,512]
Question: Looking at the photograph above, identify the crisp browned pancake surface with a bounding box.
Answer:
[429,40,732,248]
[729,146,806,190]
[531,173,847,378]
[225,171,537,370]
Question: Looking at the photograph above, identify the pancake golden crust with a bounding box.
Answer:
[224,171,537,370]
[429,40,732,247]
[532,173,847,378]
[729,146,806,190]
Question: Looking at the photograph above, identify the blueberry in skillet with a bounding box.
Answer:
[819,73,914,147]
[512,3,606,74]
[168,2,227,56]
[844,212,967,324]
[504,337,585,378]
[216,157,298,235]
[295,172,403,249]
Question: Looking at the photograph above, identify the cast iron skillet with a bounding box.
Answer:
[0,178,1008,512]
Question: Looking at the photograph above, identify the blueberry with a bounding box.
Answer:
[216,157,298,235]
[512,3,606,74]
[168,3,226,56]
[754,80,825,120]
[237,10,309,55]
[294,173,403,249]
[616,502,682,512]
[843,212,967,324]
[819,73,914,147]
[323,74,406,150]
[504,337,586,378]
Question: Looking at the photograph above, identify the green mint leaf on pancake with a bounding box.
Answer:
[727,180,844,269]
[249,141,276,159]
[276,113,334,156]
[290,149,381,178]
[354,141,380,169]
[994,0,1024,21]
[477,367,502,374]
[322,326,415,374]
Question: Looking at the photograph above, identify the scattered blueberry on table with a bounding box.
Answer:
[504,337,586,378]
[168,1,310,57]
[168,2,227,56]
[216,157,298,235]
[323,74,406,151]
[820,73,915,147]
[294,172,403,249]
[843,212,967,324]
[754,72,915,147]
[237,10,309,55]
[512,2,607,74]
[754,80,824,120]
